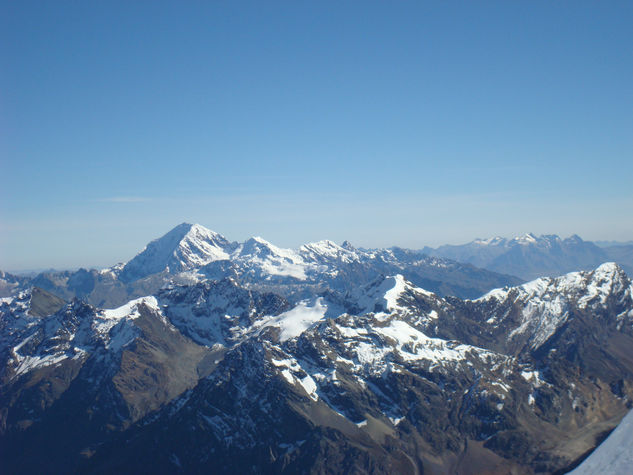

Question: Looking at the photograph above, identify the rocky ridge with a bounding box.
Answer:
[7,223,523,308]
[1,260,632,473]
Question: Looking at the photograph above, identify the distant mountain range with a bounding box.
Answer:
[423,233,633,280]
[2,224,632,473]
[0,223,523,306]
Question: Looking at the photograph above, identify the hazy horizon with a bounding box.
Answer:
[2,2,632,270]
[3,221,632,273]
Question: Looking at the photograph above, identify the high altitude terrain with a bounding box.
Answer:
[424,233,633,280]
[1,223,523,306]
[1,224,633,474]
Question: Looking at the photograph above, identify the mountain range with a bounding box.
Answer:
[1,223,633,473]
[1,223,523,308]
[424,233,633,280]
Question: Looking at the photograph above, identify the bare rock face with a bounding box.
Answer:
[1,259,633,474]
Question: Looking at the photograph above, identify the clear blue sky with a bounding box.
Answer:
[1,1,632,270]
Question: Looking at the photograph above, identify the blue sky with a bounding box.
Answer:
[1,1,632,270]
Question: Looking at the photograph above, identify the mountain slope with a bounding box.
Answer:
[119,223,236,282]
[2,263,632,473]
[7,224,523,308]
[80,265,633,474]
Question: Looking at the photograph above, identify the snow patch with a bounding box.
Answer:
[261,298,328,341]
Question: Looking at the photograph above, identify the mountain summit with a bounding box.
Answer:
[99,223,523,305]
[119,223,235,282]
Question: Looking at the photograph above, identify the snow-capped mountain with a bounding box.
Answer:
[469,262,633,353]
[119,223,236,282]
[12,223,522,309]
[0,271,29,298]
[2,262,633,473]
[425,232,633,280]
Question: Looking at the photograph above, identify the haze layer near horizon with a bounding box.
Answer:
[1,1,632,269]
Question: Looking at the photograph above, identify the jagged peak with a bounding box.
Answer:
[473,236,506,245]
[352,274,435,316]
[595,261,620,272]
[100,295,159,321]
[305,239,339,249]
[591,262,626,282]
[341,240,356,250]
[469,233,592,249]
[564,233,584,243]
[240,236,292,255]
[119,224,232,282]
[299,239,358,261]
[478,262,629,303]
[236,237,304,269]
[247,235,270,245]
[511,232,538,244]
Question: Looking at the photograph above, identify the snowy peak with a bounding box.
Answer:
[512,232,538,245]
[469,233,579,249]
[475,262,633,351]
[88,223,522,300]
[232,236,308,280]
[535,261,628,306]
[237,236,297,260]
[299,239,360,264]
[480,262,629,304]
[120,223,233,282]
[473,236,506,246]
[100,295,160,322]
[174,223,233,263]
[352,274,435,317]
[428,232,610,280]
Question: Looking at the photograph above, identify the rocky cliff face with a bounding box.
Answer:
[1,262,632,473]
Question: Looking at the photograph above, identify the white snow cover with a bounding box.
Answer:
[514,232,538,244]
[235,236,308,280]
[94,296,159,350]
[477,263,630,349]
[333,317,498,376]
[354,274,433,318]
[473,236,505,246]
[383,275,408,311]
[13,352,78,376]
[259,297,328,341]
[374,320,473,364]
[175,223,232,265]
[298,240,360,264]
[271,356,319,400]
[570,409,633,475]
[100,296,159,321]
[520,370,544,387]
[472,233,564,248]
[115,223,471,287]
